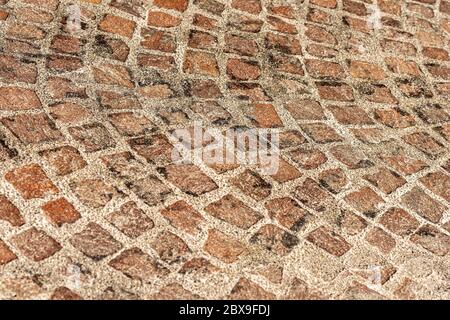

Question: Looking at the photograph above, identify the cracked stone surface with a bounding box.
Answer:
[0,0,449,300]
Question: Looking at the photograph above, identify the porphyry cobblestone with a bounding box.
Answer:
[0,0,449,300]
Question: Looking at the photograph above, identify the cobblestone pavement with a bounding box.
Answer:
[0,0,449,300]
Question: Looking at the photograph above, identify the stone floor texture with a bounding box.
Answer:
[0,0,450,300]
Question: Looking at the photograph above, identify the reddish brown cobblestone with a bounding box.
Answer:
[5,164,59,200]
[204,229,247,263]
[51,287,83,300]
[109,248,169,282]
[160,200,203,235]
[41,198,81,227]
[228,278,275,300]
[266,197,310,232]
[11,228,61,262]
[0,195,24,227]
[205,194,263,229]
[306,226,351,257]
[0,240,16,265]
[0,0,449,301]
[107,202,154,238]
[70,223,122,260]
[1,113,62,144]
